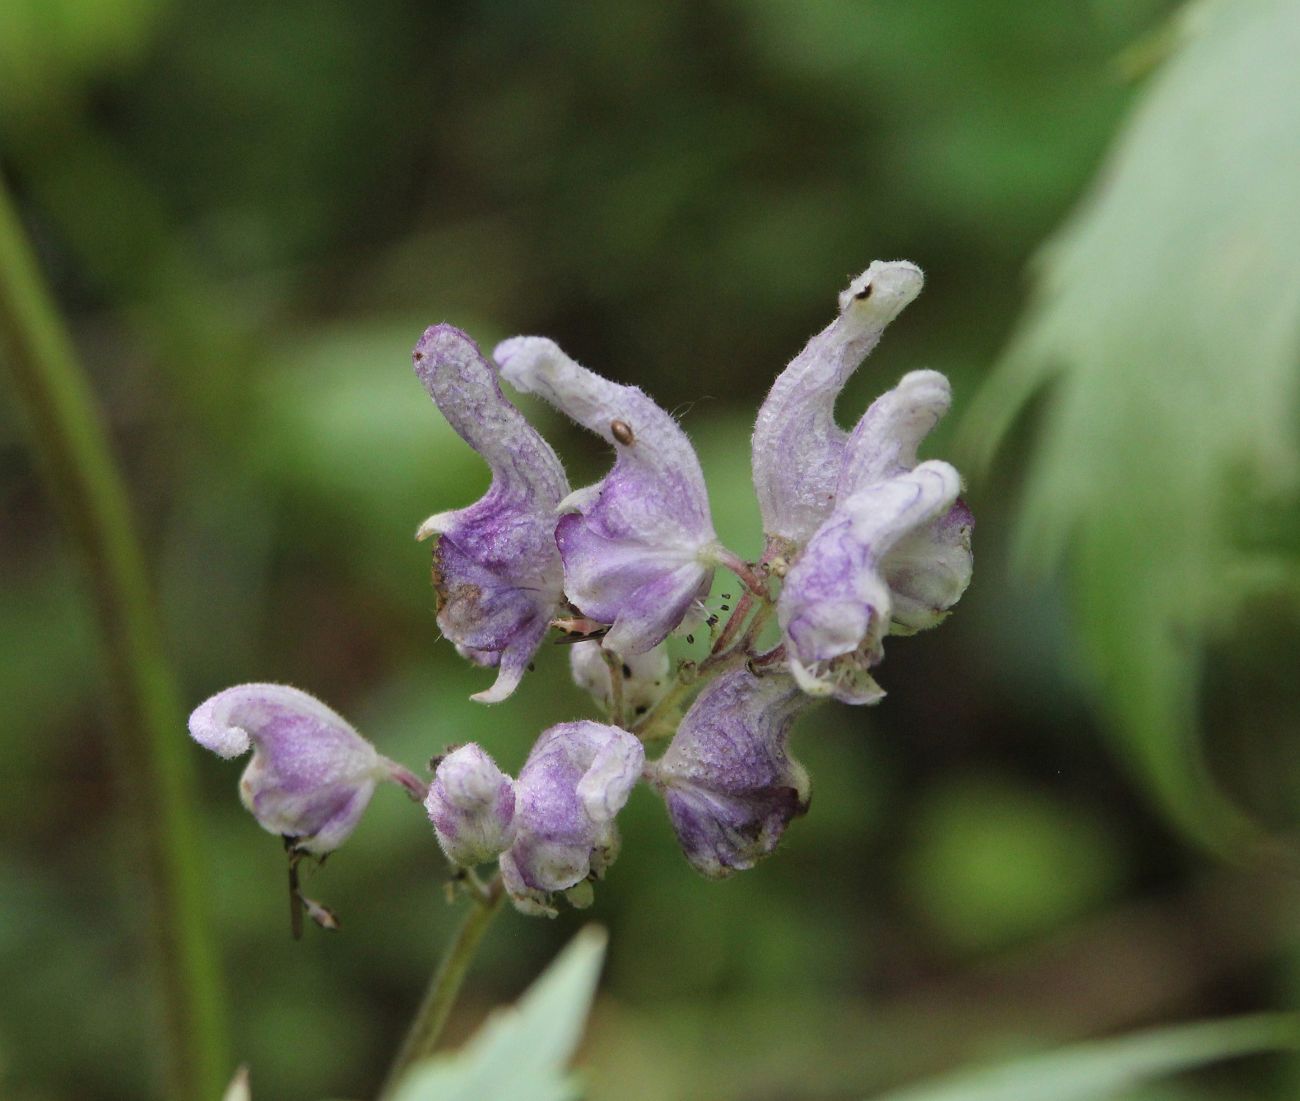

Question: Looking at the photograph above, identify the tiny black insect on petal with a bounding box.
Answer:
[854,283,873,301]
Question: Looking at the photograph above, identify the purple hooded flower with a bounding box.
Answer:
[649,670,810,878]
[752,260,925,549]
[836,370,974,634]
[413,325,570,703]
[778,461,965,704]
[498,720,645,915]
[494,336,719,655]
[426,744,517,867]
[189,684,420,854]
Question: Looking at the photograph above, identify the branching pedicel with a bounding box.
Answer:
[189,260,973,922]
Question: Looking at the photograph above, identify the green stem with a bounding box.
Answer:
[379,880,506,1098]
[0,176,227,1098]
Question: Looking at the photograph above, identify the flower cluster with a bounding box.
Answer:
[189,261,972,920]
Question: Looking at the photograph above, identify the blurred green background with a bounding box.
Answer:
[4,1,1300,1099]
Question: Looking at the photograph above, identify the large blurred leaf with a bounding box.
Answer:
[960,0,1300,844]
[866,1013,1297,1101]
[388,926,607,1101]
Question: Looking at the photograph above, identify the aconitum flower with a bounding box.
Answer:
[498,721,645,915]
[649,670,810,878]
[778,461,965,703]
[836,370,974,635]
[189,684,422,854]
[426,744,517,867]
[494,336,719,655]
[752,260,925,550]
[413,325,570,703]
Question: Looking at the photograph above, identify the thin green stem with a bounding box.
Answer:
[602,649,627,728]
[379,879,506,1098]
[0,176,227,1099]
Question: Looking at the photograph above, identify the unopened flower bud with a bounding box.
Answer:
[568,639,671,719]
[499,721,644,915]
[426,744,517,866]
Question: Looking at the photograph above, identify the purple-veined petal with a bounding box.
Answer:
[498,720,644,915]
[189,684,401,853]
[413,325,570,702]
[778,461,961,703]
[650,670,810,878]
[752,261,924,548]
[426,744,517,867]
[495,336,718,654]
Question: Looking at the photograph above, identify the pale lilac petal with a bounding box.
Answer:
[569,639,672,719]
[650,670,810,878]
[884,497,974,635]
[752,261,924,547]
[835,369,952,493]
[778,462,961,703]
[836,370,973,636]
[188,684,389,853]
[426,744,517,867]
[495,336,718,653]
[413,325,570,702]
[498,720,644,914]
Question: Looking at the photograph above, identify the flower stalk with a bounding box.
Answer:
[0,176,227,1099]
[378,877,506,1099]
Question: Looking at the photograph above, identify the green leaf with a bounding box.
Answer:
[865,1014,1298,1101]
[958,0,1300,846]
[390,926,608,1101]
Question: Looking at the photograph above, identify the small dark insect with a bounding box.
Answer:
[621,663,632,678]
[527,662,536,672]
[854,283,873,301]
[611,419,635,445]
[720,604,730,612]
[413,350,425,361]
[686,634,695,644]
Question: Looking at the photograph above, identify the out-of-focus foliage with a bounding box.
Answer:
[961,0,1300,845]
[865,1013,1298,1101]
[391,927,605,1101]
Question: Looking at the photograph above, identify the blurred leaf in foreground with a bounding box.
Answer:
[866,1013,1298,1101]
[388,926,607,1101]
[959,0,1300,845]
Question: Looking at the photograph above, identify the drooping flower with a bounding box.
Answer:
[649,669,810,878]
[568,639,672,720]
[494,336,719,655]
[498,720,645,915]
[189,684,422,854]
[752,260,925,549]
[777,460,966,703]
[413,324,570,703]
[836,370,974,634]
[426,744,517,867]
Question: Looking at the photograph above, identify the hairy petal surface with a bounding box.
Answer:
[499,721,645,915]
[838,370,974,635]
[413,325,570,702]
[779,462,962,703]
[495,336,718,654]
[650,670,810,878]
[427,744,517,867]
[752,260,924,547]
[189,684,395,853]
